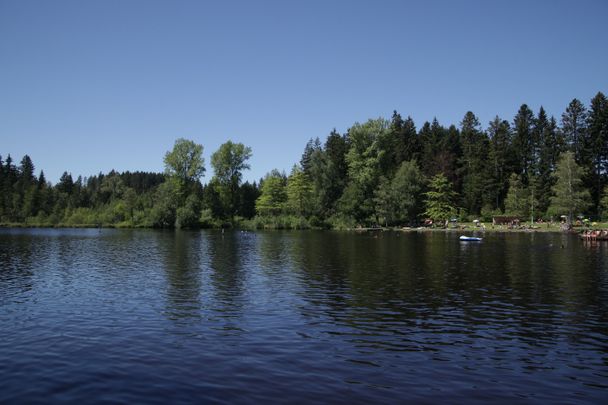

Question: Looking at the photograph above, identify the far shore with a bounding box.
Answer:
[2,221,607,234]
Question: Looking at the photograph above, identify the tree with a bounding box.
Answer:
[549,151,590,224]
[512,104,535,182]
[239,181,259,219]
[57,172,74,195]
[393,113,419,165]
[373,176,394,226]
[315,129,348,217]
[585,92,608,216]
[286,166,313,217]
[161,138,205,227]
[300,138,321,176]
[256,170,287,216]
[164,138,205,188]
[600,186,608,221]
[423,173,457,226]
[374,160,425,226]
[458,111,489,215]
[561,98,588,164]
[536,113,564,216]
[339,118,388,222]
[504,173,530,219]
[210,141,252,221]
[486,116,513,210]
[150,181,179,228]
[392,160,425,223]
[19,155,35,184]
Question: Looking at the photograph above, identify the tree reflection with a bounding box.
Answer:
[162,230,203,322]
[207,231,246,318]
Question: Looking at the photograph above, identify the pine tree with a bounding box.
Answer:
[561,98,588,163]
[286,165,313,217]
[458,111,488,215]
[585,92,608,216]
[504,173,530,219]
[512,104,535,183]
[486,116,513,210]
[549,152,590,224]
[300,137,321,177]
[423,173,457,226]
[536,114,563,216]
[256,170,287,216]
[600,186,608,221]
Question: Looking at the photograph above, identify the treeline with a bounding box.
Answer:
[1,92,607,228]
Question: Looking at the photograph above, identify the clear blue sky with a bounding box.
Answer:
[1,0,607,184]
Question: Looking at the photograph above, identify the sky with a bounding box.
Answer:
[1,0,607,184]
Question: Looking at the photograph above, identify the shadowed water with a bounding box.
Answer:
[1,228,607,403]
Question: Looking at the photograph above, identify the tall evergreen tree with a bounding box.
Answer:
[458,111,488,215]
[585,92,608,216]
[512,104,536,183]
[239,181,259,219]
[561,98,588,163]
[504,173,530,219]
[394,115,419,165]
[549,151,590,224]
[486,116,513,210]
[423,173,457,227]
[286,166,313,217]
[536,111,563,216]
[300,137,321,177]
[256,170,288,216]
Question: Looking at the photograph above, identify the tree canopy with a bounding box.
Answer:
[2,91,605,229]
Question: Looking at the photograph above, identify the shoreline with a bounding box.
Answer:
[0,222,598,234]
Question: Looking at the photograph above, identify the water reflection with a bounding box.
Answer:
[1,229,607,403]
[161,230,203,322]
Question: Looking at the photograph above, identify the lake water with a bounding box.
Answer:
[1,228,607,403]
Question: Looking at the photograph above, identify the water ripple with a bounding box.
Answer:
[1,229,607,403]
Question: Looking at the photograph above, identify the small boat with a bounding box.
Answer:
[459,235,482,242]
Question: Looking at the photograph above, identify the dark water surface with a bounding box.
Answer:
[1,229,607,403]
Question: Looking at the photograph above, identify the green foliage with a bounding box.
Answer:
[561,98,588,164]
[341,118,389,222]
[423,173,457,225]
[458,111,489,215]
[150,180,179,228]
[374,160,425,226]
[486,116,513,210]
[600,186,608,221]
[2,92,606,229]
[512,104,535,182]
[164,138,205,187]
[176,194,202,229]
[504,173,529,218]
[210,141,252,220]
[255,171,287,216]
[286,166,313,217]
[585,92,608,215]
[549,151,590,223]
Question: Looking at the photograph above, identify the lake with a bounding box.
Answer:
[1,228,607,403]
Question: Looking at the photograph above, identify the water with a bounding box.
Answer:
[1,228,607,403]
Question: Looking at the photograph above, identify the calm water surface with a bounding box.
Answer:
[1,228,607,403]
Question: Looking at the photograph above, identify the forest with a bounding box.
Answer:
[1,92,608,229]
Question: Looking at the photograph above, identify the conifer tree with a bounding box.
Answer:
[585,92,608,216]
[423,173,457,227]
[512,104,535,183]
[549,152,590,224]
[561,98,588,163]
